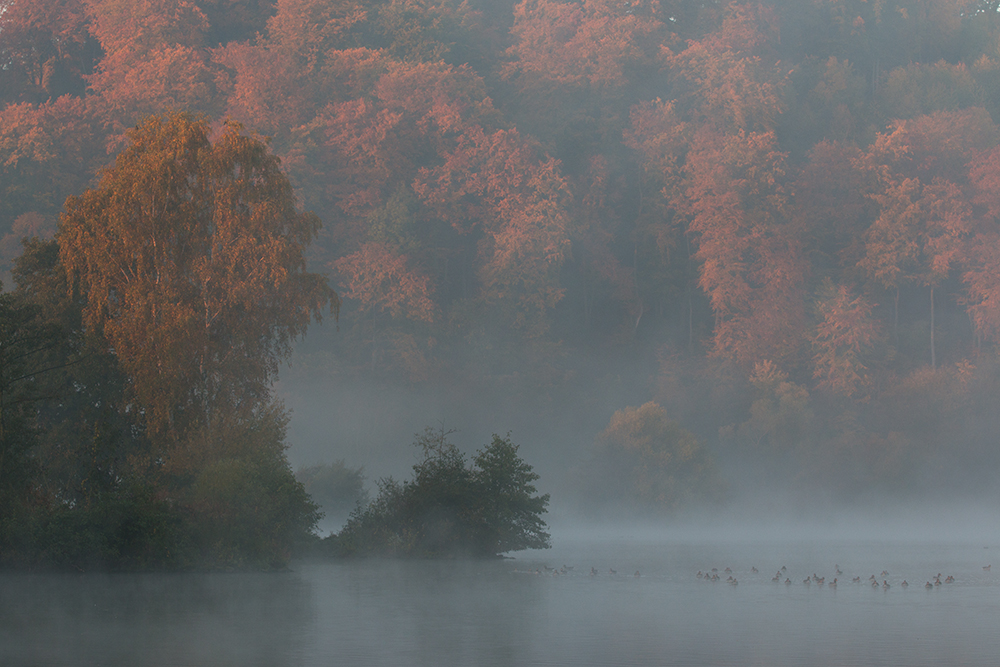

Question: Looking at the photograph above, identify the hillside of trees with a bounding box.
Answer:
[5,0,1000,539]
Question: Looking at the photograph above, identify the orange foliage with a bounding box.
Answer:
[504,0,667,92]
[683,127,806,366]
[812,280,882,397]
[665,1,786,133]
[85,0,219,115]
[266,0,367,69]
[334,242,435,322]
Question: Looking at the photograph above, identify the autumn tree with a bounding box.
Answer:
[576,402,720,514]
[666,1,786,134]
[59,112,335,444]
[683,128,807,367]
[85,0,222,117]
[860,108,997,366]
[333,241,435,374]
[811,279,883,397]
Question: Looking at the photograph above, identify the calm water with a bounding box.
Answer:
[3,534,999,666]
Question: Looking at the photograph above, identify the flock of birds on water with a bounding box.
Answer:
[512,563,993,589]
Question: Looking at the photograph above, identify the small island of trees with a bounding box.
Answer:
[331,428,550,558]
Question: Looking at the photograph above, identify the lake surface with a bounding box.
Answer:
[3,532,999,666]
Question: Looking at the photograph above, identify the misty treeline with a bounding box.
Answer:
[5,0,1000,557]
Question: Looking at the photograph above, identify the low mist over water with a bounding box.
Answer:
[5,521,1000,667]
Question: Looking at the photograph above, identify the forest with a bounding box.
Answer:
[5,0,1000,566]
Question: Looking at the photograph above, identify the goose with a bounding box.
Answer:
[945,575,954,583]
[925,581,934,589]
[882,580,890,589]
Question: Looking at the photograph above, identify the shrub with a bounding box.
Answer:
[332,428,550,558]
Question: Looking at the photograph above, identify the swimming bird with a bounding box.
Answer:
[901,580,908,587]
[591,567,598,576]
[781,565,787,571]
[803,578,811,585]
[925,581,933,589]
[785,578,792,585]
[945,575,954,583]
[772,574,781,582]
[882,580,890,589]
[697,571,704,579]
[634,570,640,578]
[835,565,843,575]
[751,566,758,573]
[609,568,616,575]
[984,564,991,571]
[725,567,732,573]
[881,570,889,577]
[828,578,837,588]
[852,577,861,583]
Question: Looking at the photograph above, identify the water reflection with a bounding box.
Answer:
[1,571,312,666]
[3,539,999,666]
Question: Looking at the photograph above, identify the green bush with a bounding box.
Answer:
[332,428,550,558]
